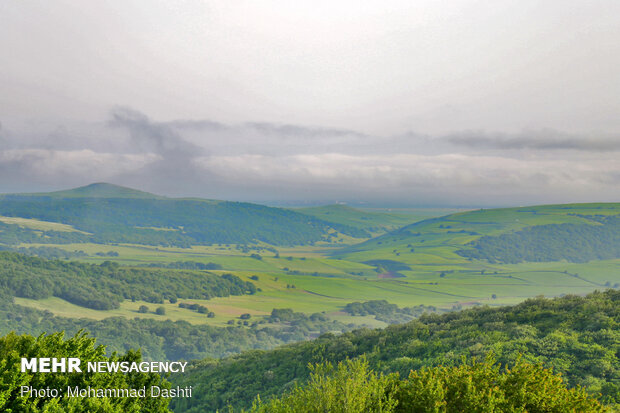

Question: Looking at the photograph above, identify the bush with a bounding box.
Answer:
[155,306,166,315]
[250,356,608,413]
[249,357,397,412]
[138,305,149,313]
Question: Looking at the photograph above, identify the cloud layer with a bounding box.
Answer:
[0,108,618,206]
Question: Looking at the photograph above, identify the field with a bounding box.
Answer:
[1,186,618,332]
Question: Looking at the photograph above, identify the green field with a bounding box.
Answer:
[2,186,619,335]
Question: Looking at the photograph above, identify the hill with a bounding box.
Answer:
[45,182,165,199]
[295,204,432,234]
[335,203,620,265]
[169,290,620,412]
[0,184,373,246]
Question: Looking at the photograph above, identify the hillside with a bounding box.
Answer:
[295,204,429,234]
[169,290,620,412]
[45,182,166,199]
[2,199,618,348]
[335,203,620,265]
[0,184,373,246]
[0,251,256,310]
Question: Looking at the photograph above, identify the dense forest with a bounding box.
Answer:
[0,192,369,246]
[0,252,256,310]
[1,331,608,413]
[343,300,442,324]
[170,290,619,412]
[243,357,608,412]
[458,215,620,263]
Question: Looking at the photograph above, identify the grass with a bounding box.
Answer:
[9,203,620,329]
[0,216,88,233]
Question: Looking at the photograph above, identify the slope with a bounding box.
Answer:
[335,203,620,266]
[0,184,370,246]
[169,290,620,412]
[295,204,430,234]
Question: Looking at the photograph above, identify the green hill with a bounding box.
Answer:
[169,290,620,412]
[335,203,620,265]
[0,184,371,246]
[45,182,165,199]
[295,204,427,233]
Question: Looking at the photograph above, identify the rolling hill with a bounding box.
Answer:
[335,203,620,265]
[294,204,430,234]
[0,183,380,246]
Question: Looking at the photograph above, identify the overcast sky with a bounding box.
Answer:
[1,1,619,206]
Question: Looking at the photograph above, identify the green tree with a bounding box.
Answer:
[249,357,397,413]
[0,331,171,412]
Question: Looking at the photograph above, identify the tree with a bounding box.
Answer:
[156,306,166,315]
[138,305,149,313]
[0,331,171,412]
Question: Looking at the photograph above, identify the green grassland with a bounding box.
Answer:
[294,204,456,234]
[2,187,619,333]
[0,215,88,233]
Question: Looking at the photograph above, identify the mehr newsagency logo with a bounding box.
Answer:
[20,357,192,399]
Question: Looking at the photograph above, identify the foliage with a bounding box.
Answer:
[0,191,369,246]
[245,356,608,413]
[0,252,255,310]
[0,244,89,260]
[247,357,398,413]
[0,293,351,362]
[170,291,620,412]
[344,300,440,324]
[458,215,620,264]
[0,331,171,412]
[142,261,223,270]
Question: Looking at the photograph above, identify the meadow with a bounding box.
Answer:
[1,186,618,334]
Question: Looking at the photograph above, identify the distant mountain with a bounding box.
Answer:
[45,182,164,199]
[0,184,370,246]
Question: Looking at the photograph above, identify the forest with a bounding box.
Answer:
[0,289,355,361]
[0,192,369,246]
[169,290,619,412]
[458,215,620,263]
[0,252,256,310]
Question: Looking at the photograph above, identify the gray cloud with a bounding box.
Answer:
[445,130,620,152]
[243,122,369,140]
[108,107,204,157]
[0,109,618,205]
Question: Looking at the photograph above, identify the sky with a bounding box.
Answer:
[1,0,619,206]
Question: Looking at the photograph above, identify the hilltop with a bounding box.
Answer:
[0,184,381,246]
[45,182,165,199]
